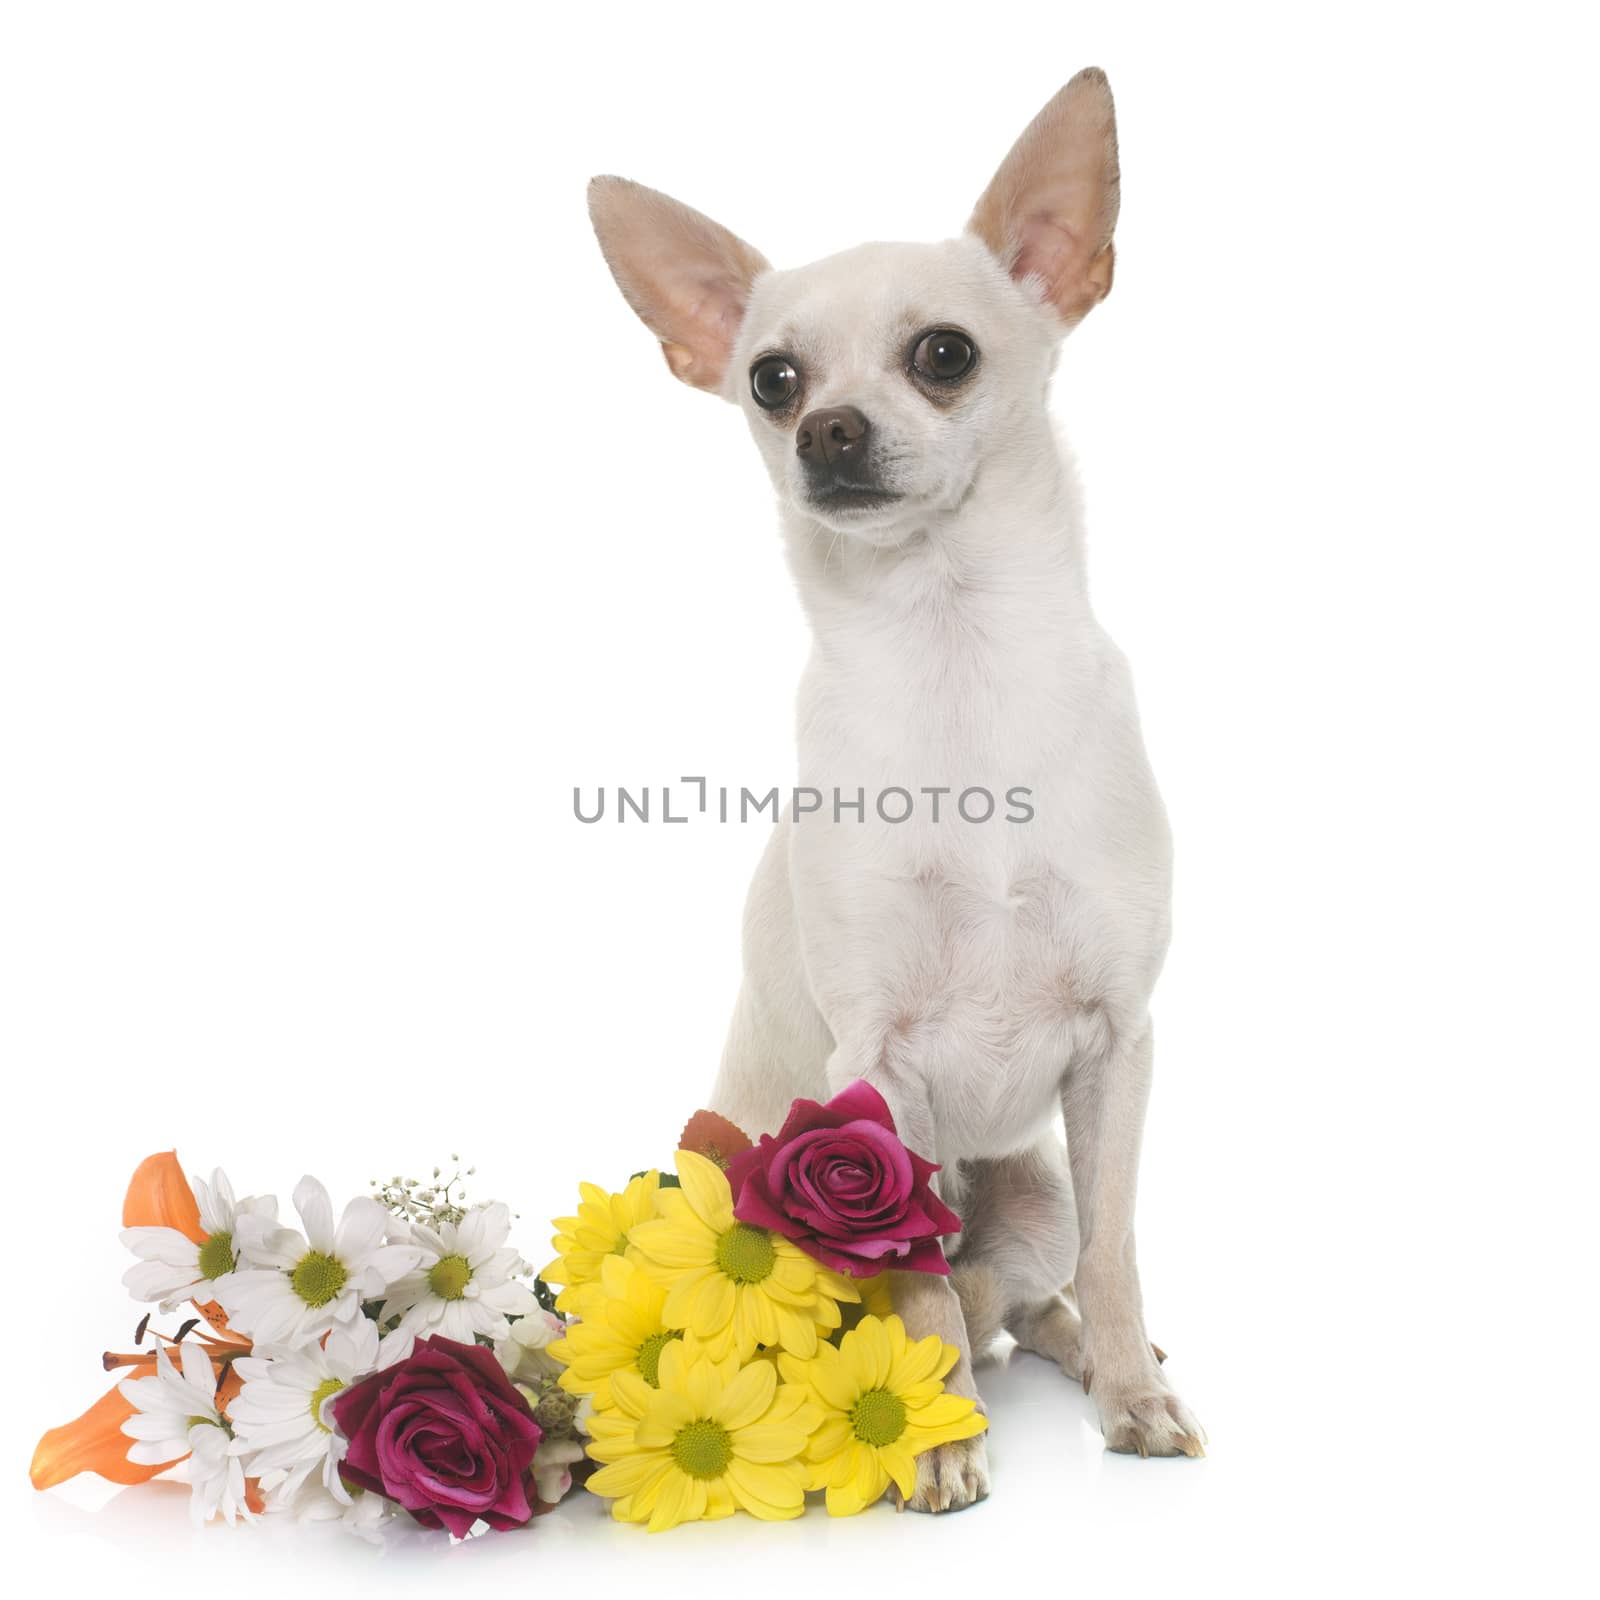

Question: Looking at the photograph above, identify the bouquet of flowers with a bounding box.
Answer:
[545,1082,985,1531]
[31,1155,586,1537]
[31,1080,983,1540]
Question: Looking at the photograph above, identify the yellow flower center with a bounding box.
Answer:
[715,1223,776,1284]
[291,1250,348,1308]
[635,1329,682,1387]
[197,1231,236,1280]
[671,1418,733,1479]
[851,1387,908,1447]
[308,1376,345,1432]
[610,1230,631,1257]
[427,1254,472,1300]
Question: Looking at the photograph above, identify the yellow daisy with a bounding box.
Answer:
[549,1253,687,1411]
[628,1151,859,1360]
[585,1339,818,1531]
[778,1313,987,1516]
[857,1272,895,1318]
[541,1170,661,1315]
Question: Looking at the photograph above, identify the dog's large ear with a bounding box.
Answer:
[587,177,770,395]
[967,68,1120,327]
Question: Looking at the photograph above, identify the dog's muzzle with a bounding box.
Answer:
[795,405,900,511]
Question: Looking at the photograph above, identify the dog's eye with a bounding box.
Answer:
[750,356,800,410]
[912,329,977,382]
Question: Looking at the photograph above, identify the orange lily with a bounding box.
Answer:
[31,1383,169,1490]
[122,1149,205,1239]
[31,1330,245,1490]
[32,1150,251,1492]
[32,1341,263,1505]
[101,1330,253,1377]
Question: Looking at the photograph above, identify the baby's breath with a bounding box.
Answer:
[370,1158,552,1308]
[371,1157,476,1226]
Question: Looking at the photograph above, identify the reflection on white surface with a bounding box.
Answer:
[23,1329,1553,1596]
[27,1342,1188,1581]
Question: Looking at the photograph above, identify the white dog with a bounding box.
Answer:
[589,67,1202,1512]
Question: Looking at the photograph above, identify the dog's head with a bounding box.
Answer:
[588,69,1119,545]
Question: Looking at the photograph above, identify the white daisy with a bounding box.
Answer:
[118,1338,220,1466]
[223,1176,420,1348]
[117,1340,252,1525]
[281,1474,396,1542]
[379,1201,539,1342]
[228,1318,380,1502]
[120,1168,277,1313]
[188,1417,253,1527]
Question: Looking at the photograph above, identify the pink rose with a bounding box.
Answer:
[332,1334,542,1536]
[727,1080,961,1277]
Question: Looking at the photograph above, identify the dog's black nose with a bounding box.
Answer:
[796,406,869,467]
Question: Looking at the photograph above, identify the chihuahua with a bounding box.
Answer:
[588,67,1202,1511]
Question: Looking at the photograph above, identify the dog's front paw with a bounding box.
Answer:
[898,1434,990,1513]
[1094,1377,1204,1458]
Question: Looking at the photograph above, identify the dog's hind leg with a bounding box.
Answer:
[948,1258,1009,1363]
[1010,1288,1168,1381]
[1009,1288,1087,1379]
[955,1146,1167,1392]
[951,1141,1081,1365]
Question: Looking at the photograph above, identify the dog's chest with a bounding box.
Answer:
[796,818,1129,1156]
[792,542,1160,1156]
[895,849,1121,1156]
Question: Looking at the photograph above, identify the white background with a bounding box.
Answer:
[3,3,1597,1595]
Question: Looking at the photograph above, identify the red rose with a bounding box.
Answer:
[726,1080,961,1277]
[332,1335,542,1536]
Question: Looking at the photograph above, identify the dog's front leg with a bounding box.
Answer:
[1063,1022,1204,1456]
[826,1043,991,1513]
